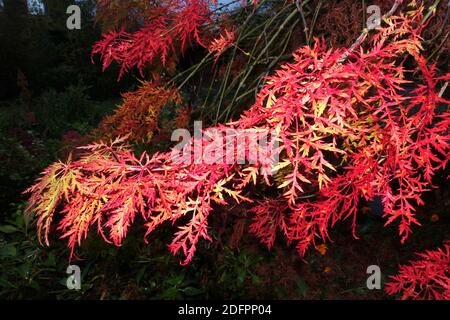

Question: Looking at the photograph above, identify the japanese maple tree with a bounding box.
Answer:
[25,0,449,299]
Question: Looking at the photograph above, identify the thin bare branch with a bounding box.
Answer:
[337,0,403,64]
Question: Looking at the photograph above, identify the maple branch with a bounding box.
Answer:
[422,0,444,23]
[211,0,242,14]
[307,0,323,45]
[427,29,449,61]
[295,0,310,45]
[425,0,450,43]
[337,0,403,64]
[438,81,449,97]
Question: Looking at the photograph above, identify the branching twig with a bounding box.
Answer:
[425,0,450,43]
[438,81,449,97]
[422,0,443,22]
[337,0,403,64]
[427,29,449,61]
[308,0,323,45]
[296,0,310,45]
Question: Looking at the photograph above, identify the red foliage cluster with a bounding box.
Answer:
[314,0,449,50]
[385,243,450,299]
[208,29,236,61]
[25,127,273,264]
[92,0,213,78]
[238,8,449,254]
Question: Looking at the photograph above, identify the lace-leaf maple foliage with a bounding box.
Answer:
[385,243,450,300]
[25,1,449,297]
[92,0,213,79]
[237,9,449,255]
[90,81,182,143]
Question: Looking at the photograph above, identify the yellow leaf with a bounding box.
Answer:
[271,160,291,172]
[315,100,327,117]
[266,93,277,109]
